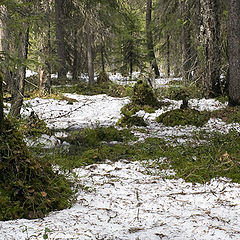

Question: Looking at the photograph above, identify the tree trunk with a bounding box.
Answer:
[101,45,105,73]
[87,25,94,86]
[200,0,221,97]
[181,0,192,83]
[72,30,79,82]
[10,26,29,117]
[228,0,240,105]
[167,34,170,77]
[0,74,3,134]
[146,0,160,77]
[0,5,11,88]
[55,0,67,79]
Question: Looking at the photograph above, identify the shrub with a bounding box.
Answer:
[132,80,159,107]
[0,119,74,220]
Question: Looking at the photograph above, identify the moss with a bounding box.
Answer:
[211,106,240,124]
[20,112,52,137]
[158,84,203,100]
[96,71,110,84]
[0,119,74,220]
[52,81,129,98]
[156,108,211,127]
[132,80,159,107]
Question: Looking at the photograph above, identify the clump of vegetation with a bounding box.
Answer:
[118,80,167,127]
[117,103,147,127]
[20,111,52,137]
[66,126,135,150]
[96,71,110,84]
[132,80,159,107]
[167,131,240,183]
[211,106,240,124]
[45,126,136,169]
[156,108,211,127]
[52,81,129,98]
[158,84,202,100]
[0,119,74,221]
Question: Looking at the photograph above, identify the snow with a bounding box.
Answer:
[1,83,240,239]
[1,161,240,240]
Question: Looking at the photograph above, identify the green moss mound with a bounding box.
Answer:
[65,126,135,152]
[132,80,159,107]
[156,108,210,127]
[96,71,110,84]
[0,120,74,220]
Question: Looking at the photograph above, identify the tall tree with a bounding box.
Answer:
[0,74,3,134]
[146,0,160,77]
[228,0,240,105]
[200,0,221,97]
[180,0,192,82]
[55,0,67,79]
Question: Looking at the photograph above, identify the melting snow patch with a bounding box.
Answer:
[1,160,239,240]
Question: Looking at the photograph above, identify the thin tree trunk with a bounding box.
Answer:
[146,0,160,77]
[0,74,3,133]
[87,25,94,86]
[167,34,170,77]
[0,5,11,89]
[55,0,66,79]
[10,25,29,117]
[101,45,105,73]
[200,0,221,97]
[228,0,240,105]
[181,0,192,83]
[72,30,79,82]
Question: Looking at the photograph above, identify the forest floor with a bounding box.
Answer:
[1,76,240,240]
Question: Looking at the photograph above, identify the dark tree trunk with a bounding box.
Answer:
[101,45,105,73]
[87,25,94,86]
[55,0,67,79]
[72,30,79,82]
[228,0,240,105]
[146,0,160,77]
[200,0,221,97]
[10,25,29,117]
[0,6,11,89]
[0,74,3,134]
[181,0,192,82]
[167,35,170,77]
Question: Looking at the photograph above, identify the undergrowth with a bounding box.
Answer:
[0,119,75,221]
[156,108,211,127]
[41,125,240,184]
[52,81,130,98]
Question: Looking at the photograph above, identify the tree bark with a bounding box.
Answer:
[146,0,160,77]
[55,0,67,79]
[181,0,192,83]
[167,34,170,77]
[200,0,221,97]
[0,5,11,88]
[87,25,94,86]
[10,25,29,117]
[228,0,240,105]
[0,74,3,134]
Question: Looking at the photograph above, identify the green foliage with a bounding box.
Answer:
[157,84,203,100]
[166,131,240,183]
[65,126,135,153]
[52,81,129,98]
[20,112,52,137]
[156,108,211,127]
[132,80,159,107]
[0,119,74,221]
[211,106,240,124]
[96,71,110,84]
